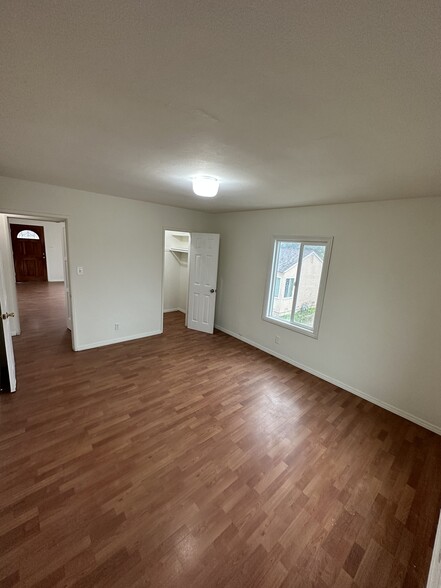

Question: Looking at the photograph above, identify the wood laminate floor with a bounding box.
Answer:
[1,282,440,587]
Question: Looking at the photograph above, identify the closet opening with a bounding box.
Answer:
[163,230,190,325]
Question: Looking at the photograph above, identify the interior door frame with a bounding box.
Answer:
[0,208,77,351]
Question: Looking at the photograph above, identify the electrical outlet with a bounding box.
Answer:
[275,336,280,344]
[114,323,119,331]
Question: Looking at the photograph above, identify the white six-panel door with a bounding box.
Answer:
[187,233,220,334]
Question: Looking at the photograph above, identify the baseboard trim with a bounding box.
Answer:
[164,308,186,314]
[214,324,441,436]
[75,329,162,352]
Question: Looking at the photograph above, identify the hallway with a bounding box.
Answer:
[15,281,71,353]
[9,282,71,394]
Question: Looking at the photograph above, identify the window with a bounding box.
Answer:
[284,278,294,298]
[263,236,333,338]
[17,229,39,240]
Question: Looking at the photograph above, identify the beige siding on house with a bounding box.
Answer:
[295,253,323,310]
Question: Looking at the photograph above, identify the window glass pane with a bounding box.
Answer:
[292,245,326,329]
[17,229,39,240]
[269,242,300,322]
[274,277,281,297]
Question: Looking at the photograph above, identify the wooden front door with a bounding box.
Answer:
[10,224,48,282]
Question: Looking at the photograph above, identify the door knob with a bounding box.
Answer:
[210,288,216,293]
[1,312,15,320]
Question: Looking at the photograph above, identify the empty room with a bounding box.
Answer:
[0,2,440,587]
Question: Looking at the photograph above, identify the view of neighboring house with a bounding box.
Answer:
[271,243,324,325]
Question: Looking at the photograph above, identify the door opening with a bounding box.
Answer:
[162,229,220,335]
[9,216,72,337]
[0,214,75,393]
[163,230,190,325]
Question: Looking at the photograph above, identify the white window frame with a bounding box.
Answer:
[262,235,333,339]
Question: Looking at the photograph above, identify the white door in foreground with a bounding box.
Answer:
[187,233,220,334]
[0,240,16,392]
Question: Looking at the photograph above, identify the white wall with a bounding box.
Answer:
[0,176,213,350]
[213,197,441,433]
[9,218,64,282]
[178,258,189,313]
[163,251,181,312]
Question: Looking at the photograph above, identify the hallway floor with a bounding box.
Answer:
[0,284,440,587]
[14,281,71,356]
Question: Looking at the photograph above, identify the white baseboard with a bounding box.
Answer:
[164,308,186,314]
[214,324,441,436]
[75,329,162,351]
[427,511,441,587]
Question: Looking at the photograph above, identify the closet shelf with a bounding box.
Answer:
[171,233,189,241]
[169,247,188,265]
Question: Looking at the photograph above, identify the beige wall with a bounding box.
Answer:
[213,197,441,433]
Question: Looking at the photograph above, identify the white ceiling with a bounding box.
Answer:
[1,1,440,212]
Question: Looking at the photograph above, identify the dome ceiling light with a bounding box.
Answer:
[192,176,220,198]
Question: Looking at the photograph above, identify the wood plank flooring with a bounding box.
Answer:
[1,282,441,587]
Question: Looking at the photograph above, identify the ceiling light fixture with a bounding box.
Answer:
[192,176,220,198]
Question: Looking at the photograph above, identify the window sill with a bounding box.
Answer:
[262,315,319,339]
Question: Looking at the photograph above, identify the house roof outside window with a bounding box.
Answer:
[278,243,324,273]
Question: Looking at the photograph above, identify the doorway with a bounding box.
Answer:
[162,229,221,335]
[163,230,190,325]
[8,216,72,340]
[0,213,75,392]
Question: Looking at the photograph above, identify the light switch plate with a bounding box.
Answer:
[76,266,84,275]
